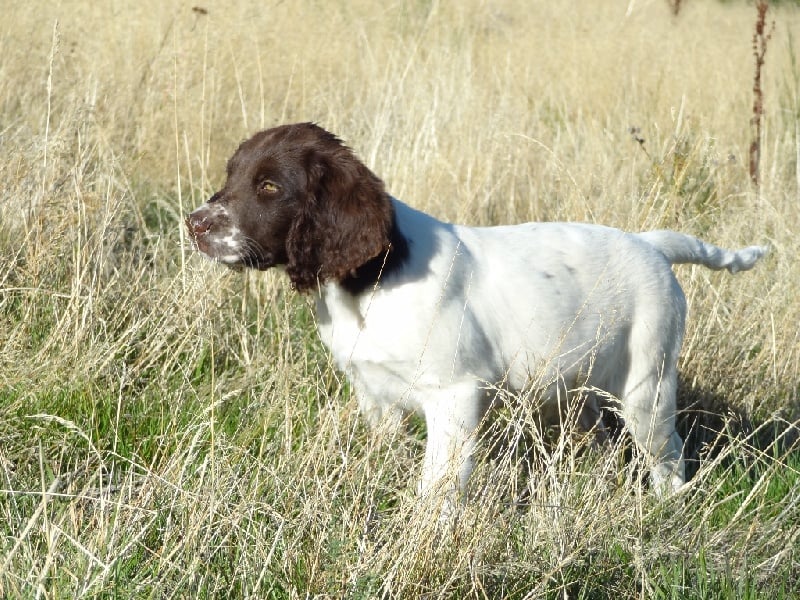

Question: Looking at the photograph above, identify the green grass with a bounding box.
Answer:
[2,0,800,597]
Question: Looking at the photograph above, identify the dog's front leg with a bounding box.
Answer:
[418,384,488,517]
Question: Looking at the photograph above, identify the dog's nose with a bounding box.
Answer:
[186,213,211,238]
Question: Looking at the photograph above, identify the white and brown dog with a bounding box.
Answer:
[187,122,767,510]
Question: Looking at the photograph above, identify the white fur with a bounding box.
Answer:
[313,199,766,510]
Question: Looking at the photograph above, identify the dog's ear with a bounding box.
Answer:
[285,143,393,293]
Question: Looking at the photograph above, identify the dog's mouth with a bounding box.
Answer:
[196,247,276,272]
[241,254,277,271]
[185,214,282,272]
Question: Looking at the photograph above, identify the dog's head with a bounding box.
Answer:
[186,123,394,292]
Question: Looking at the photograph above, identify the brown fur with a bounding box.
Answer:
[187,123,394,292]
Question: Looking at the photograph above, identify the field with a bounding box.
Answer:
[1,0,799,597]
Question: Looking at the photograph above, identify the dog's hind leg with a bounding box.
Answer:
[619,354,686,494]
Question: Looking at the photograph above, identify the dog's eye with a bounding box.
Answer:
[258,179,280,195]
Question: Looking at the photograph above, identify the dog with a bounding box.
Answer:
[186,122,767,510]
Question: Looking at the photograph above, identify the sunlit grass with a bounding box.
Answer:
[1,0,799,597]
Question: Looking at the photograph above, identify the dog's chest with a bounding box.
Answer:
[314,284,474,385]
[314,288,400,369]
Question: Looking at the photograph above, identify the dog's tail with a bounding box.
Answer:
[636,231,768,274]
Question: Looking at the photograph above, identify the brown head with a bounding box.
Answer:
[185,123,396,292]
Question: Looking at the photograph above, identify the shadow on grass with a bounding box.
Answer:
[542,374,800,483]
[675,375,800,481]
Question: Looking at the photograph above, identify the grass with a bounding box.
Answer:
[1,0,800,597]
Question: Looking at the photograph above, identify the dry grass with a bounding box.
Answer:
[1,0,799,597]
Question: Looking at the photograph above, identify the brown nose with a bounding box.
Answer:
[186,213,211,238]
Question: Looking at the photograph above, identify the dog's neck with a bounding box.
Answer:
[338,217,410,296]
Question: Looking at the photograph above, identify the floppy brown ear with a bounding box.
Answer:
[286,146,393,293]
